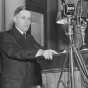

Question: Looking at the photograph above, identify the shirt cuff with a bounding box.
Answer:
[35,49,44,57]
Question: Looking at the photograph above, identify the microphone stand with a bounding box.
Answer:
[56,15,76,88]
[67,15,75,88]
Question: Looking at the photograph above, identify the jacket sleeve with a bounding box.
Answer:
[0,34,39,61]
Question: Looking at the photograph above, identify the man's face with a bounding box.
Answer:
[14,10,31,33]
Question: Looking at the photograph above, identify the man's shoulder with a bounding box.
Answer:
[0,30,15,41]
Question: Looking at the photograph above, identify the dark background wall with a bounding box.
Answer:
[26,0,45,13]
[26,0,68,51]
[44,0,58,49]
[26,0,57,49]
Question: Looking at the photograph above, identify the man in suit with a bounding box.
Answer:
[0,6,58,88]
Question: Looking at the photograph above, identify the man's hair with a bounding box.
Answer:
[14,6,25,16]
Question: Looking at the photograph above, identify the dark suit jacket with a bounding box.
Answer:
[0,27,42,88]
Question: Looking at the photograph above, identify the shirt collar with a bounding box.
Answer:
[15,26,25,35]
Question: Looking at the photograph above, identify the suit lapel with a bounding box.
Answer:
[10,28,30,49]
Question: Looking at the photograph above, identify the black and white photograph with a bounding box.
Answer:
[0,0,88,88]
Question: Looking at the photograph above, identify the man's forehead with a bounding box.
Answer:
[17,10,31,17]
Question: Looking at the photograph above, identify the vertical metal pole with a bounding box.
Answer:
[68,16,75,88]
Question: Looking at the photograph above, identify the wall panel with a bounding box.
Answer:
[5,0,25,30]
